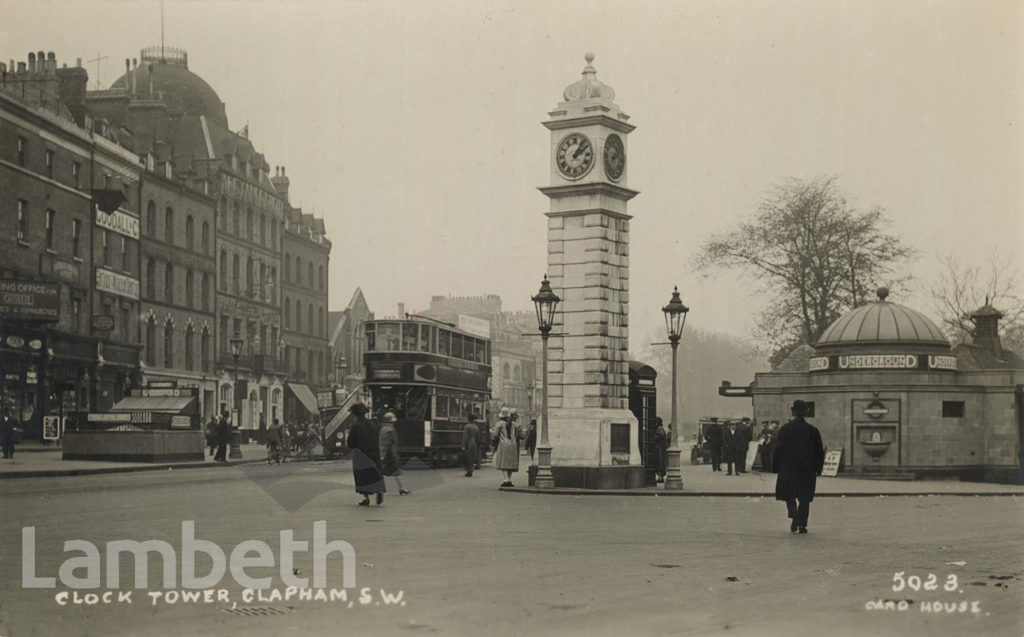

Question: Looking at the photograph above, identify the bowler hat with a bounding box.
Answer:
[791,400,809,415]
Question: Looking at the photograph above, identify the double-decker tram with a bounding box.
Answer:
[363,317,491,466]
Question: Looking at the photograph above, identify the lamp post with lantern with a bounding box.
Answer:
[532,275,560,489]
[661,286,689,491]
[229,332,244,459]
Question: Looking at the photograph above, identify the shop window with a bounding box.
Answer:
[942,401,965,418]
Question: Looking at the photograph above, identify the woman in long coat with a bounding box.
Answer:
[492,408,520,487]
[378,412,409,495]
[651,417,668,483]
[346,403,385,506]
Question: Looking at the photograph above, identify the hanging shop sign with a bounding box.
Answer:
[0,281,60,321]
[95,268,139,300]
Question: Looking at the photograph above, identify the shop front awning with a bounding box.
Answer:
[110,396,195,413]
[287,383,320,415]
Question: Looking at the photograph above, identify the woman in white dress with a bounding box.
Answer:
[492,407,520,487]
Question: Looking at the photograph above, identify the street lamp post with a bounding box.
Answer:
[662,286,689,491]
[532,275,560,489]
[229,332,244,460]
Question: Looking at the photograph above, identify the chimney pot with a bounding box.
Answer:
[17,62,26,73]
[28,52,35,72]
[76,57,81,68]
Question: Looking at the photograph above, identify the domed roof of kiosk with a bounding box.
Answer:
[815,288,949,348]
[110,47,228,128]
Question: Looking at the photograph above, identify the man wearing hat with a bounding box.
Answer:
[346,402,386,505]
[461,413,480,477]
[773,400,825,533]
[379,412,409,495]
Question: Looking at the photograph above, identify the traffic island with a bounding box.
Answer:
[62,431,204,463]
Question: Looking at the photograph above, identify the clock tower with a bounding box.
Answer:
[540,53,642,484]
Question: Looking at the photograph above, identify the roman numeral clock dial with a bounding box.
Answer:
[556,133,594,179]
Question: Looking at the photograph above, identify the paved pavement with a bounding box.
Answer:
[0,457,1021,637]
[3,445,1022,496]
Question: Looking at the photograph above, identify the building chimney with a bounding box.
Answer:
[970,298,1004,360]
[270,165,290,203]
[47,52,56,73]
[56,63,89,127]
[28,52,35,73]
[398,303,406,318]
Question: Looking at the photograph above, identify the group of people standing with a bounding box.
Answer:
[204,411,233,462]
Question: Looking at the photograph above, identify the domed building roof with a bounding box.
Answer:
[815,288,949,349]
[110,47,228,128]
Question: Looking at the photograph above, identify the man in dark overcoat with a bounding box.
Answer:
[0,408,18,459]
[462,413,480,477]
[214,410,231,462]
[721,422,742,475]
[773,400,825,533]
[705,421,723,471]
[346,403,385,506]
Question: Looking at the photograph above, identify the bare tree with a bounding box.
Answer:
[928,252,1024,354]
[694,176,914,356]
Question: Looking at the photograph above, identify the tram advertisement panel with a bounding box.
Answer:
[366,359,489,391]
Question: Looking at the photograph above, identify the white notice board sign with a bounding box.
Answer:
[822,449,843,477]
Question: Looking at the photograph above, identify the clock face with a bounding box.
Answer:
[556,133,595,179]
[604,134,625,181]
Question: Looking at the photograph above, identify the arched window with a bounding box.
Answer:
[232,254,240,294]
[308,262,313,289]
[259,262,266,301]
[284,297,291,329]
[295,301,302,332]
[319,307,325,337]
[201,328,210,372]
[185,324,195,370]
[146,258,156,298]
[270,218,277,249]
[201,220,210,254]
[164,263,174,304]
[296,256,302,286]
[219,250,228,291]
[164,207,174,244]
[318,265,324,291]
[232,201,240,235]
[246,208,254,241]
[284,253,291,281]
[246,256,254,296]
[260,213,266,246]
[307,303,314,335]
[146,201,156,236]
[163,320,174,368]
[201,274,210,311]
[185,215,194,250]
[145,317,156,366]
[185,269,194,308]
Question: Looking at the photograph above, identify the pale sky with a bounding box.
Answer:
[3,0,1021,348]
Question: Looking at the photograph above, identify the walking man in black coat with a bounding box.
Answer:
[213,410,231,463]
[0,408,18,459]
[462,413,480,477]
[774,400,825,533]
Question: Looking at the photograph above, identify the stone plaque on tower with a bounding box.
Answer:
[540,54,642,485]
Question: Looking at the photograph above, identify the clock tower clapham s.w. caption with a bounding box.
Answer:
[539,53,643,484]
